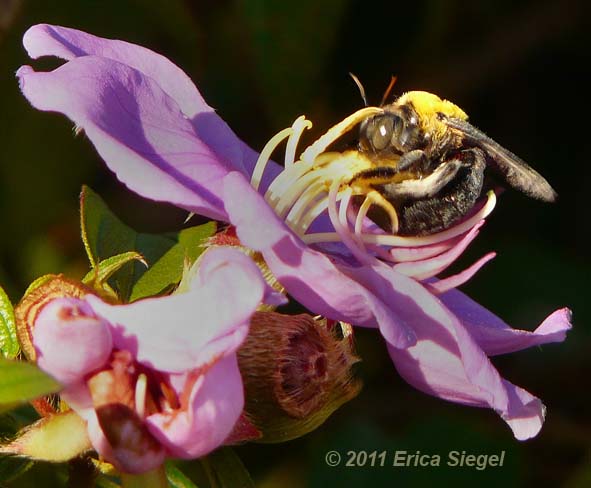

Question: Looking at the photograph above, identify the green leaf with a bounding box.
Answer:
[130,222,216,302]
[0,359,61,412]
[83,251,148,299]
[0,285,19,359]
[0,455,34,484]
[166,463,199,488]
[168,449,253,488]
[80,186,176,301]
[201,448,254,488]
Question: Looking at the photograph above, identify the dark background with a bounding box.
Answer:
[1,0,589,486]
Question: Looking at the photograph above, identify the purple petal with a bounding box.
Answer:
[21,23,281,189]
[146,354,243,458]
[33,298,112,386]
[439,288,572,355]
[18,57,230,220]
[23,24,209,120]
[223,171,416,348]
[382,272,547,439]
[85,247,266,373]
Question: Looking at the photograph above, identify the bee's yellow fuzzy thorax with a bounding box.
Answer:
[398,91,468,120]
[396,91,467,141]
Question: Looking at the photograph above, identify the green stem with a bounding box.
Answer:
[121,465,169,488]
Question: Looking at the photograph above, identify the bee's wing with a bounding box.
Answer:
[446,117,557,202]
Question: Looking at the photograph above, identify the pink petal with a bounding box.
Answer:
[62,383,166,473]
[61,384,114,461]
[375,272,546,439]
[23,24,209,120]
[85,247,266,372]
[18,57,229,220]
[223,171,416,348]
[439,288,572,355]
[146,355,244,458]
[33,298,112,386]
[21,23,281,189]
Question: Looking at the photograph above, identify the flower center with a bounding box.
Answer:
[250,110,497,266]
[88,350,179,420]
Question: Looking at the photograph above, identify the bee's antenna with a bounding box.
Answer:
[380,75,398,106]
[349,72,368,107]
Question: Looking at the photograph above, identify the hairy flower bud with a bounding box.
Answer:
[237,312,361,443]
[14,275,91,361]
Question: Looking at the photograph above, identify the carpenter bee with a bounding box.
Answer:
[352,90,557,235]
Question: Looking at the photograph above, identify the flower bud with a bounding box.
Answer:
[14,275,91,361]
[237,312,361,443]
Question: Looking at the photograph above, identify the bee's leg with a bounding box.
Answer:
[396,149,430,173]
[396,148,487,236]
[382,158,465,200]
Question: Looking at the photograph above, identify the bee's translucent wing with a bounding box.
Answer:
[446,117,557,202]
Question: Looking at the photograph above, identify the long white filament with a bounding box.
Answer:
[251,127,292,191]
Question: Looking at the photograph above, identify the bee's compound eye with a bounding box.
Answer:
[370,116,394,151]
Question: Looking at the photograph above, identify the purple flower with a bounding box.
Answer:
[32,247,271,473]
[18,24,572,440]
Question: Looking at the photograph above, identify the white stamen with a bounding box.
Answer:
[361,191,497,247]
[341,188,369,255]
[135,373,148,419]
[300,107,382,163]
[327,181,374,265]
[285,180,328,231]
[274,167,327,218]
[251,127,292,191]
[285,116,312,168]
[296,197,332,235]
[302,190,497,247]
[354,196,373,236]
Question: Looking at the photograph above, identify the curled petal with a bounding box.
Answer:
[146,355,244,458]
[18,57,229,220]
[223,171,416,348]
[85,247,266,373]
[381,272,546,440]
[23,23,208,120]
[21,23,280,189]
[33,298,112,386]
[439,288,572,355]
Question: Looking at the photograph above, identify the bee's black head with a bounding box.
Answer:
[358,104,423,156]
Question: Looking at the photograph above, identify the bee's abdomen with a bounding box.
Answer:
[397,148,486,236]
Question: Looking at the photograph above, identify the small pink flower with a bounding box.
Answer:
[32,248,274,473]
